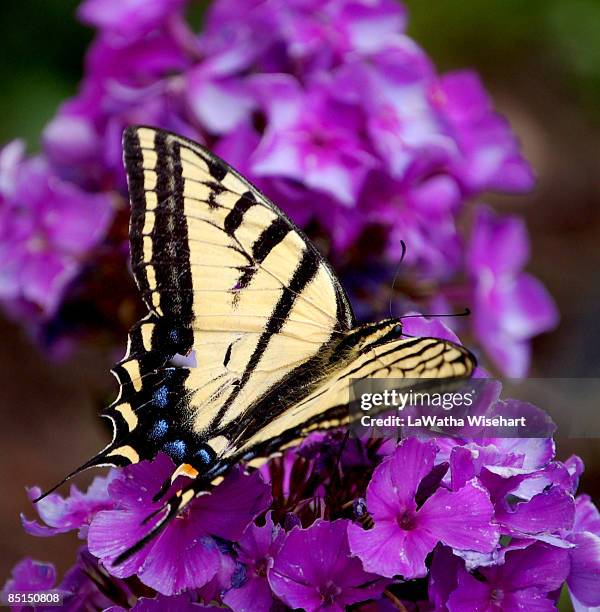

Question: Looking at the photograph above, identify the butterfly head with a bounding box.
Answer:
[381,319,405,345]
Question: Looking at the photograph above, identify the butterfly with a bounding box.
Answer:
[36,126,476,563]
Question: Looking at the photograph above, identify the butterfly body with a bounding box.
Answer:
[37,126,475,561]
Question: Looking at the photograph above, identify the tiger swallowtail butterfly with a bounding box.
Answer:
[36,126,476,563]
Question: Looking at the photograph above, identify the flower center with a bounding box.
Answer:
[491,588,504,604]
[319,580,342,605]
[26,234,47,253]
[309,130,331,149]
[397,511,416,530]
[255,557,268,577]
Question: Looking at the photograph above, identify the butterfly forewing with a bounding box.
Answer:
[105,126,355,469]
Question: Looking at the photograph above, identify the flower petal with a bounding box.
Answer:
[567,532,600,607]
[271,520,384,611]
[496,486,575,536]
[348,517,427,578]
[417,479,499,553]
[366,438,438,520]
[22,472,116,538]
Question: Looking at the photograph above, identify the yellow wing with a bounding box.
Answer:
[105,126,354,467]
[223,323,475,462]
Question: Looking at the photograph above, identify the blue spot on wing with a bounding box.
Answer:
[150,419,168,440]
[153,386,169,408]
[195,448,213,465]
[163,440,186,462]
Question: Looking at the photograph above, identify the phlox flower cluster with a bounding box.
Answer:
[0,0,557,374]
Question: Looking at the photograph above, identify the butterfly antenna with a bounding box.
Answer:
[388,240,407,319]
[31,451,110,503]
[400,307,471,320]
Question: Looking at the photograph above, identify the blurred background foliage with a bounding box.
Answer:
[409,0,600,115]
[1,0,599,592]
[0,1,90,147]
[3,1,600,147]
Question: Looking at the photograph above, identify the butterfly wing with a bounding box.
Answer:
[219,324,476,465]
[102,126,355,470]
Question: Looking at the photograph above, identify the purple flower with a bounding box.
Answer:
[444,542,570,611]
[106,593,214,611]
[335,47,444,181]
[269,519,385,611]
[87,453,271,595]
[573,494,600,535]
[222,512,285,611]
[428,545,464,610]
[348,438,499,579]
[22,471,116,538]
[467,205,558,376]
[186,62,255,135]
[42,114,101,184]
[401,314,464,344]
[360,175,463,279]
[448,439,558,495]
[0,143,113,318]
[432,71,535,194]
[1,559,57,612]
[194,552,237,604]
[494,486,574,540]
[58,548,134,611]
[444,430,578,553]
[476,433,556,475]
[83,31,189,87]
[565,495,600,609]
[251,76,376,206]
[0,139,25,197]
[565,455,585,493]
[442,421,558,494]
[1,549,132,612]
[289,0,407,61]
[78,0,187,42]
[202,0,408,76]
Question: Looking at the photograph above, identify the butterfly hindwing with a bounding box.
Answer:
[109,324,475,567]
[222,323,475,463]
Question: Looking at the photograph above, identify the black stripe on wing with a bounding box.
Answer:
[234,216,291,298]
[127,125,355,332]
[213,247,321,427]
[224,195,256,234]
